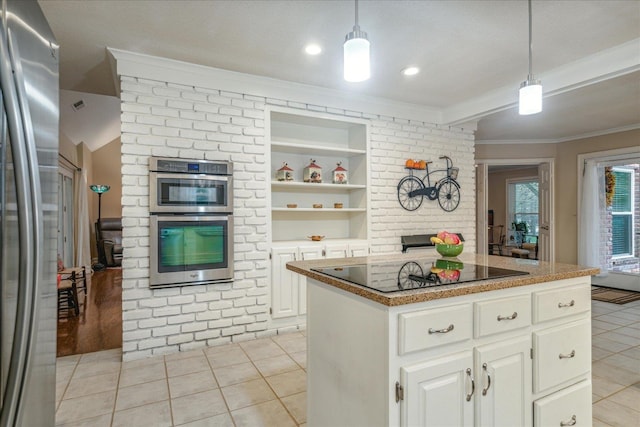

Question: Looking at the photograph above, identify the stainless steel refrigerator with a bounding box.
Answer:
[1,0,58,425]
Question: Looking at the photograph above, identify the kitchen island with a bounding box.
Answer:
[287,253,598,427]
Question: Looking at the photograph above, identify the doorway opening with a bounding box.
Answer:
[578,147,639,291]
[476,158,554,262]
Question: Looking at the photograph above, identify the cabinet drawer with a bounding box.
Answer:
[534,380,591,427]
[474,294,531,338]
[532,284,590,323]
[533,319,591,393]
[398,304,472,355]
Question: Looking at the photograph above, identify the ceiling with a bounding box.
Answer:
[39,0,640,148]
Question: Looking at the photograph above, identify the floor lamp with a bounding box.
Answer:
[90,184,110,270]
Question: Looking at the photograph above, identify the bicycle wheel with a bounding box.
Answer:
[437,179,461,212]
[397,176,425,211]
[397,261,424,289]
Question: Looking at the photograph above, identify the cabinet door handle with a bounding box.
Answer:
[344,250,348,258]
[301,253,305,261]
[293,253,297,261]
[428,324,454,334]
[560,415,577,426]
[481,363,491,396]
[558,300,575,308]
[351,250,355,257]
[465,368,474,401]
[497,312,518,321]
[559,350,576,359]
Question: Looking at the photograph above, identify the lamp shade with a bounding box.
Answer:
[344,33,370,82]
[90,184,110,194]
[519,80,542,115]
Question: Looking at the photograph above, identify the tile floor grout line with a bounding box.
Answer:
[203,344,238,427]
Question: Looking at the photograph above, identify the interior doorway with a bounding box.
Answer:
[476,158,554,262]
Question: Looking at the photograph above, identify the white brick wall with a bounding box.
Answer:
[120,75,475,361]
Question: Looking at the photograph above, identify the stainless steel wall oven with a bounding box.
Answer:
[149,157,233,288]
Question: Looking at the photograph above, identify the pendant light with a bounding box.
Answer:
[519,0,542,115]
[343,0,370,82]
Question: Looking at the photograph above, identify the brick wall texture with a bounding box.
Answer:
[119,76,476,360]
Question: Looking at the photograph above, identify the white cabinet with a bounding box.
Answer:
[401,335,531,427]
[533,380,591,427]
[324,241,369,259]
[305,275,592,427]
[401,351,474,427]
[268,108,369,243]
[271,241,368,319]
[474,337,532,427]
[271,245,323,319]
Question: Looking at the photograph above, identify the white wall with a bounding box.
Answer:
[116,52,475,360]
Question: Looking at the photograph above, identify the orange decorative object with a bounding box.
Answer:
[405,159,415,169]
[418,160,427,170]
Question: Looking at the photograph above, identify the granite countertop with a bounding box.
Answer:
[287,253,599,307]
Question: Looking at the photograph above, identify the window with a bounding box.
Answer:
[611,167,634,257]
[507,178,539,239]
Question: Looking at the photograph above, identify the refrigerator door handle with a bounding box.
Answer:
[0,24,42,427]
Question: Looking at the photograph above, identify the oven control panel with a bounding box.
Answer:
[150,157,232,175]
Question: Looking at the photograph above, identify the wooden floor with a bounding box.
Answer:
[56,268,122,357]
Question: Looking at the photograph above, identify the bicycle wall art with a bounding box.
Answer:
[397,155,461,212]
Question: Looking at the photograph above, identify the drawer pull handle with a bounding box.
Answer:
[497,312,518,321]
[428,324,454,334]
[465,368,474,401]
[560,415,576,426]
[559,350,576,359]
[481,363,491,396]
[558,300,575,308]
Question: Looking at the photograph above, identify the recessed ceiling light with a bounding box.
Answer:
[402,66,420,76]
[305,44,322,55]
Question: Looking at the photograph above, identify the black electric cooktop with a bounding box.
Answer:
[311,259,529,293]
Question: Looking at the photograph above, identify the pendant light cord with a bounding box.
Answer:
[528,0,533,79]
[354,0,360,30]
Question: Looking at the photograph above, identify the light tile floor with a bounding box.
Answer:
[591,298,640,426]
[56,299,640,426]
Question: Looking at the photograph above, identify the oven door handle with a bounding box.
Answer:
[150,172,230,182]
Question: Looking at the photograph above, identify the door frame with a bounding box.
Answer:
[577,147,640,291]
[476,158,555,262]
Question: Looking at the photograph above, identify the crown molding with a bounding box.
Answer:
[443,38,640,126]
[107,48,448,127]
[476,123,640,145]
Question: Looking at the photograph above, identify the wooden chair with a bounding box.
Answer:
[488,225,505,256]
[57,275,79,318]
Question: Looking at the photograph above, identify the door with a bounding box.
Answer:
[401,351,474,427]
[297,245,322,315]
[57,167,74,267]
[476,163,488,255]
[475,337,532,427]
[538,163,552,261]
[271,246,299,319]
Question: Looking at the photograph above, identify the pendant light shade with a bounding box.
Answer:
[519,0,542,115]
[344,0,370,82]
[519,79,542,115]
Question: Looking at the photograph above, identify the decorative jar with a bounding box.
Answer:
[332,162,348,184]
[276,162,294,181]
[303,159,322,183]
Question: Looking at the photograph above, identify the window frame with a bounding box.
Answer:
[611,166,634,258]
[506,176,540,244]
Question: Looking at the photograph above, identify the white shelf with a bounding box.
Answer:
[272,141,366,157]
[272,208,366,212]
[271,181,366,191]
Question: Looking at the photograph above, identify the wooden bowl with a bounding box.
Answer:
[334,203,343,209]
[286,204,297,208]
[308,235,325,241]
[312,204,323,209]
